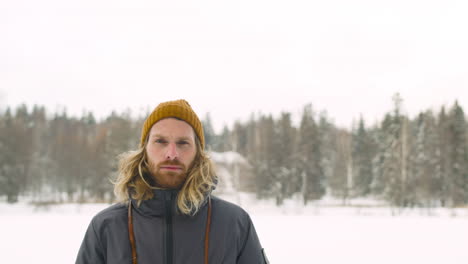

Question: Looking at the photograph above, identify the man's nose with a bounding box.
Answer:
[165,143,179,160]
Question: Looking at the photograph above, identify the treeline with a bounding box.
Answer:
[1,95,467,208]
[206,94,468,208]
[0,105,142,203]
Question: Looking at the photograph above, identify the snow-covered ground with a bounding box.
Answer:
[1,195,468,264]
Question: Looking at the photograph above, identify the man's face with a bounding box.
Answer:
[145,118,197,189]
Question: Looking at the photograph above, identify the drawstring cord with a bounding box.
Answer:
[204,197,212,264]
[128,202,137,264]
[127,197,212,264]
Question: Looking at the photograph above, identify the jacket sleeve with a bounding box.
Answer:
[237,215,269,264]
[75,218,106,264]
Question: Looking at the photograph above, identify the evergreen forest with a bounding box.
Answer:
[1,94,467,210]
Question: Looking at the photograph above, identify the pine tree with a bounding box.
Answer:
[231,121,248,157]
[0,108,13,201]
[49,110,79,201]
[252,115,276,199]
[28,105,50,201]
[437,107,451,206]
[329,128,353,204]
[297,105,325,205]
[409,111,439,208]
[447,101,468,206]
[202,113,217,151]
[0,105,34,202]
[216,125,231,152]
[372,94,410,210]
[352,117,375,197]
[273,112,297,205]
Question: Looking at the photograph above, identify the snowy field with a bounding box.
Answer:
[1,195,468,264]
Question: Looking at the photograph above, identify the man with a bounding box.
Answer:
[76,99,268,264]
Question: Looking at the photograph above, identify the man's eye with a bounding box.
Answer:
[155,139,167,144]
[177,141,189,145]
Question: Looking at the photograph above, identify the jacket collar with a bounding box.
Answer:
[131,189,178,217]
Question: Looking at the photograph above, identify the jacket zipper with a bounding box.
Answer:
[164,192,174,264]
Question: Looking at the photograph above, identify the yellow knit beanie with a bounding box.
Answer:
[140,99,205,149]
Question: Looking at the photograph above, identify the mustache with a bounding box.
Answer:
[157,160,185,169]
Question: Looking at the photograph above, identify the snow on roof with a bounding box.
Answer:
[208,151,248,165]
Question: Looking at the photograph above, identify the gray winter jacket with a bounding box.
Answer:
[75,190,267,264]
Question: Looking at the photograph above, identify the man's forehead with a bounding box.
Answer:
[149,118,195,138]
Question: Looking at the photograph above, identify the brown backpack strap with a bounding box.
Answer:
[204,196,212,264]
[128,201,137,264]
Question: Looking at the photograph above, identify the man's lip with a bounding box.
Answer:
[160,166,183,170]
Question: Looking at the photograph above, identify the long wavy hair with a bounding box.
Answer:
[113,136,217,216]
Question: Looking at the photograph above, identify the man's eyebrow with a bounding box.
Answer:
[150,134,166,139]
[176,136,192,141]
[149,134,193,141]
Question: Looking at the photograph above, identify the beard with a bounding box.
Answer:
[147,160,188,189]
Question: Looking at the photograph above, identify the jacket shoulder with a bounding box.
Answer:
[91,202,128,228]
[210,196,251,221]
[76,203,129,264]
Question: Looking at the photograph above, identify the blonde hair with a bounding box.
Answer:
[113,137,217,216]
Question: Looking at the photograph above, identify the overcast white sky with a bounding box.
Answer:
[1,0,467,131]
